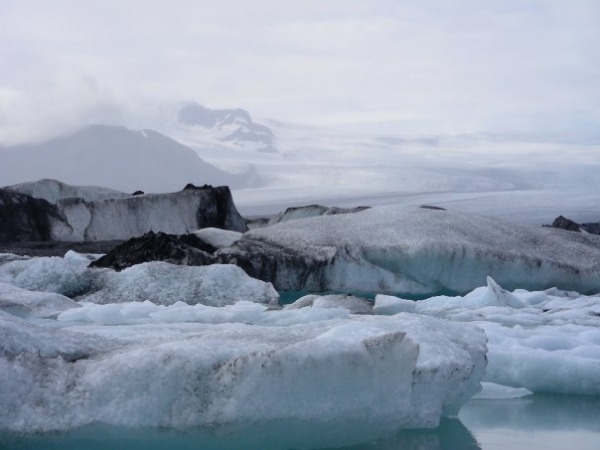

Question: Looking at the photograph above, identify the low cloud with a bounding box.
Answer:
[1,0,599,144]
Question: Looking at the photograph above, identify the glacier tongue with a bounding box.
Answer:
[0,307,486,432]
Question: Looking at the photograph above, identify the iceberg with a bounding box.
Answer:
[0,181,248,242]
[0,305,486,432]
[0,254,279,307]
[218,205,600,295]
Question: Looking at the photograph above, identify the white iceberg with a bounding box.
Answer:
[80,262,279,307]
[0,307,486,432]
[0,254,279,307]
[192,227,243,249]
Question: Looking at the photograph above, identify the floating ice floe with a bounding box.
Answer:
[0,306,486,432]
[375,277,600,396]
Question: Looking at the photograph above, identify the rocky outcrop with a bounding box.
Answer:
[0,183,247,242]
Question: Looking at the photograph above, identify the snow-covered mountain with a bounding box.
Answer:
[0,125,257,194]
[3,103,600,225]
[175,103,276,153]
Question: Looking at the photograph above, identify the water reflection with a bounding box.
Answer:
[460,394,600,450]
[3,395,599,450]
[0,418,479,450]
[460,393,600,431]
[325,419,480,450]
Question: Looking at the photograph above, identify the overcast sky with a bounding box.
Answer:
[1,0,599,144]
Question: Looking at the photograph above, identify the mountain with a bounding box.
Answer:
[0,125,256,193]
[176,103,276,152]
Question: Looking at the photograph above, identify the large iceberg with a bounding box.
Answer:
[0,304,486,432]
[218,206,600,295]
[0,181,248,242]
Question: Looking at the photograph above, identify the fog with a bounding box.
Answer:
[1,0,599,145]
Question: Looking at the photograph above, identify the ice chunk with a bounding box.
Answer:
[0,255,96,297]
[0,309,486,432]
[481,322,600,396]
[285,294,373,314]
[63,250,103,264]
[0,253,30,266]
[192,227,243,249]
[0,310,107,359]
[58,301,271,326]
[472,382,532,399]
[0,254,279,307]
[374,294,416,315]
[405,280,600,396]
[81,262,279,307]
[0,282,79,318]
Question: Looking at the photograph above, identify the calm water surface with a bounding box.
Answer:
[1,394,598,450]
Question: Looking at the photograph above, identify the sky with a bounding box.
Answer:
[1,0,599,145]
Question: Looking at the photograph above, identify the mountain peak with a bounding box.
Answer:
[176,103,276,151]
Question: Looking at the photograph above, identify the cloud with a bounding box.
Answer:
[1,0,599,144]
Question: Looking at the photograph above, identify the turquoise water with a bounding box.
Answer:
[2,394,598,450]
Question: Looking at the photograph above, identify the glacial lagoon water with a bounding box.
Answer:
[2,394,598,450]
